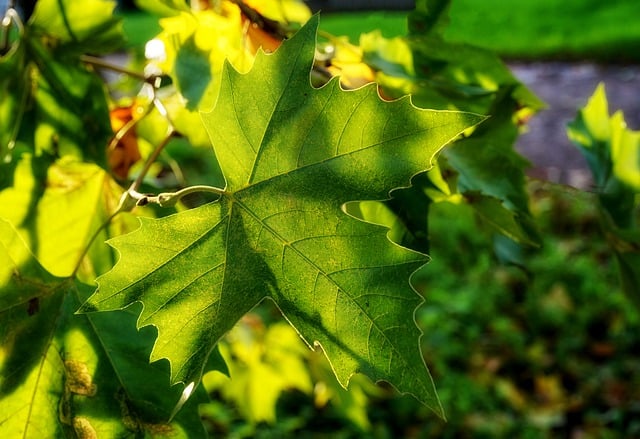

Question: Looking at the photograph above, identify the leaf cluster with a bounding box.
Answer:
[568,84,640,307]
[2,0,636,437]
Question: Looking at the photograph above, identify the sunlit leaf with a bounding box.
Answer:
[204,320,313,424]
[0,155,122,278]
[1,43,112,165]
[325,0,543,254]
[135,0,190,17]
[245,0,311,25]
[154,7,252,109]
[610,111,640,191]
[30,0,124,54]
[568,83,640,307]
[568,83,640,193]
[0,219,210,437]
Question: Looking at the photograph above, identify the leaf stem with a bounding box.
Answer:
[157,185,227,205]
[69,54,197,277]
[129,125,175,192]
[127,185,227,207]
[70,209,120,278]
[80,54,149,82]
[71,121,174,278]
[71,180,225,275]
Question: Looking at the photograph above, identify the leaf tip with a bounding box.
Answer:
[75,300,98,314]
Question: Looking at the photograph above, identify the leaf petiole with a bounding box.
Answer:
[127,185,227,207]
[80,54,150,83]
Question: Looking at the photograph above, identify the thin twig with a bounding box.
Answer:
[80,54,149,82]
[129,125,176,192]
[1,7,23,55]
[157,185,227,206]
[70,209,121,278]
[72,103,172,277]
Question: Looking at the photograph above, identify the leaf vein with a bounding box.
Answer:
[141,261,224,324]
[335,89,369,156]
[247,46,305,185]
[236,120,459,196]
[234,199,418,368]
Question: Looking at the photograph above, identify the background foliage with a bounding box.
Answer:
[1,0,639,437]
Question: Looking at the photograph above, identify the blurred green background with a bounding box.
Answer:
[121,0,640,62]
[314,0,640,62]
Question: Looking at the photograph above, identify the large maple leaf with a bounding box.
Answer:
[81,15,483,415]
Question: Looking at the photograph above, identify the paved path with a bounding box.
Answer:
[510,62,640,187]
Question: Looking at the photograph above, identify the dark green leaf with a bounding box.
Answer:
[82,16,484,416]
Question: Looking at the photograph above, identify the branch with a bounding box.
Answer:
[80,54,150,82]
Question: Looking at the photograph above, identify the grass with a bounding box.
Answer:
[120,1,640,62]
[410,187,640,437]
[444,0,640,62]
[316,0,640,62]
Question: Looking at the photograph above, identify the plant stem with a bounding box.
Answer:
[157,185,227,206]
[70,209,120,279]
[127,185,227,207]
[71,115,174,278]
[1,7,23,55]
[129,125,175,192]
[69,50,195,278]
[80,54,148,82]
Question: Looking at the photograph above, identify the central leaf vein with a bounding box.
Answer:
[233,196,417,363]
[247,45,307,186]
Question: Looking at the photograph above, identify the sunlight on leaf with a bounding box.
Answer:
[82,16,484,416]
[0,220,210,437]
[30,0,124,54]
[568,83,640,307]
[0,156,121,277]
[203,320,313,424]
[568,83,640,192]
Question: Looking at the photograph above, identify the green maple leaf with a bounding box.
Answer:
[81,16,483,415]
